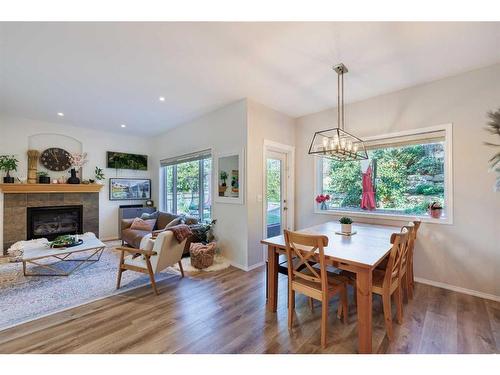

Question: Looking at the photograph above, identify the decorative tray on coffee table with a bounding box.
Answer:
[49,235,84,248]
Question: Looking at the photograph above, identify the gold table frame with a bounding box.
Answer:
[22,246,105,276]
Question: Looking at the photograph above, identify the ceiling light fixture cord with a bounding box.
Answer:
[341,69,344,131]
[337,68,341,129]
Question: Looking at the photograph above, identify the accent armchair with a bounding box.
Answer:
[115,230,186,295]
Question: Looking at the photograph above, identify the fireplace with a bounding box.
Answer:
[27,205,83,241]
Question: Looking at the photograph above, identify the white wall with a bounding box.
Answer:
[246,99,296,267]
[150,100,249,268]
[0,115,153,247]
[295,64,500,298]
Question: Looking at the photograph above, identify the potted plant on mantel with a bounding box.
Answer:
[94,166,105,184]
[0,154,19,183]
[339,216,353,234]
[37,171,51,184]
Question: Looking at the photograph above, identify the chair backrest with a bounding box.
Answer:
[150,230,187,273]
[412,220,421,238]
[384,231,409,289]
[284,230,329,294]
[399,224,415,274]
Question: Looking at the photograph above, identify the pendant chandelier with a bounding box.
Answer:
[308,63,368,161]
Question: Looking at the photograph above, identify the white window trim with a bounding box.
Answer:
[159,149,213,219]
[314,123,453,225]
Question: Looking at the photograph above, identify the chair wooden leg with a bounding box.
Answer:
[321,296,328,348]
[395,285,403,324]
[116,251,125,289]
[288,288,295,329]
[406,271,413,300]
[339,287,348,324]
[145,258,159,295]
[116,267,124,289]
[382,292,394,341]
[178,260,185,278]
[308,297,314,311]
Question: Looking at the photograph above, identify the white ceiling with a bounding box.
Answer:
[1,22,500,135]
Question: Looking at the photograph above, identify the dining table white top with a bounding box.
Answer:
[261,221,401,268]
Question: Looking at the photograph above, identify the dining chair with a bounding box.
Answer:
[406,220,421,299]
[399,224,416,302]
[115,230,186,295]
[284,230,348,348]
[342,230,409,341]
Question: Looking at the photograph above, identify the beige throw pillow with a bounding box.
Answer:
[130,217,156,231]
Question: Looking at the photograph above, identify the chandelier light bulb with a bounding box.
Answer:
[340,138,346,150]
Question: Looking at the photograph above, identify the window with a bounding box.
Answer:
[316,125,452,222]
[160,150,212,221]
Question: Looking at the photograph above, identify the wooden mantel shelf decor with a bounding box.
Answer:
[0,183,104,194]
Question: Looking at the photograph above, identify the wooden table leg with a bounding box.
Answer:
[267,245,279,312]
[356,267,373,354]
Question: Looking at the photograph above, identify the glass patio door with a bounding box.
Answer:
[265,150,287,237]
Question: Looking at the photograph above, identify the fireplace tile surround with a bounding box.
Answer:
[2,192,99,254]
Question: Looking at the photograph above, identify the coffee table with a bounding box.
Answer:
[21,237,106,276]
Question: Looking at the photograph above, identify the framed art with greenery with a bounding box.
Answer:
[107,151,148,170]
[109,178,151,200]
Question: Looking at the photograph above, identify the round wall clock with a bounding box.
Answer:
[40,148,72,171]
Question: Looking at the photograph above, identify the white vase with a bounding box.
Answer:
[341,223,352,234]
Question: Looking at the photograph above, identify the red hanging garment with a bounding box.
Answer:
[361,165,376,210]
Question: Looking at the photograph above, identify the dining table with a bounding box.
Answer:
[261,221,400,354]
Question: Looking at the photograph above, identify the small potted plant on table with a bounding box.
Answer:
[0,155,19,183]
[37,171,51,184]
[339,216,353,234]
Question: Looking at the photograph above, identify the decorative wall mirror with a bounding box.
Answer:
[214,150,244,204]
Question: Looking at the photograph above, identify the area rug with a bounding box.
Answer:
[173,254,231,274]
[0,241,180,331]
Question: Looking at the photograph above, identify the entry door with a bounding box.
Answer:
[265,150,288,237]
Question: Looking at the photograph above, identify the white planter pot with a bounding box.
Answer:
[341,223,352,234]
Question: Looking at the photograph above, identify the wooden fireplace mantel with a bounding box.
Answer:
[0,183,104,194]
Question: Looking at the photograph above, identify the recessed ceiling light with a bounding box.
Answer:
[57,112,64,117]
[120,124,126,128]
[159,96,165,102]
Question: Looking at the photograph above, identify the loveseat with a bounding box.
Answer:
[121,211,199,255]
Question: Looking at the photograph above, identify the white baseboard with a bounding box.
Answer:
[230,261,265,272]
[415,277,500,302]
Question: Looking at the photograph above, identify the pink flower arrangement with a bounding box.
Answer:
[69,152,88,168]
[315,194,330,204]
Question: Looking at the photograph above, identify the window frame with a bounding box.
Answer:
[314,123,453,225]
[160,151,213,221]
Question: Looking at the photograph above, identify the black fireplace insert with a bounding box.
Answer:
[27,205,83,241]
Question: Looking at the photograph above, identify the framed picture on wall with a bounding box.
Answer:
[109,178,151,200]
[107,151,148,170]
[214,149,244,204]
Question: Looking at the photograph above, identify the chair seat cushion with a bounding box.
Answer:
[124,254,148,269]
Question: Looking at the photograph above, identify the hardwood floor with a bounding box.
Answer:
[0,265,498,354]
